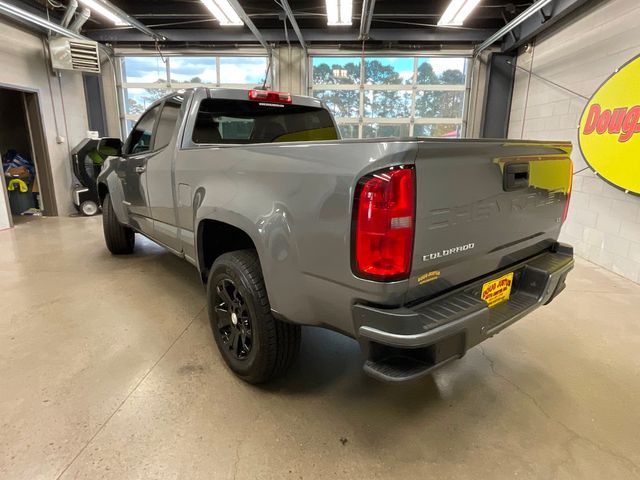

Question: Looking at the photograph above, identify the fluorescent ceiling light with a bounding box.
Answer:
[326,0,352,26]
[438,0,482,26]
[201,0,243,26]
[77,0,127,26]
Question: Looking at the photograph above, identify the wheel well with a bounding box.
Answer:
[198,219,257,283]
[98,183,109,204]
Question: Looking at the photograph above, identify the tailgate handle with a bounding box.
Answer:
[503,163,530,191]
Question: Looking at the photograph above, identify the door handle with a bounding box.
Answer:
[135,166,146,174]
[503,163,529,191]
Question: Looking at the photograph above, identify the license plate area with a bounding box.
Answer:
[481,272,514,308]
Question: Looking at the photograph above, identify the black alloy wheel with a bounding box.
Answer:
[206,249,301,384]
[214,278,253,360]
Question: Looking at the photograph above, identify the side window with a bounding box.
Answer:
[154,97,183,150]
[125,105,160,155]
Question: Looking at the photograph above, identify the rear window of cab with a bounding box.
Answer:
[192,98,339,144]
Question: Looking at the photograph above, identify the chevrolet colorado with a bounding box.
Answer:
[98,87,574,383]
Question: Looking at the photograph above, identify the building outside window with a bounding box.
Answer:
[310,56,469,139]
[118,55,268,134]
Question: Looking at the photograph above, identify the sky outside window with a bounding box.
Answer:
[123,57,166,83]
[365,57,414,85]
[169,57,217,84]
[219,57,268,84]
[124,88,167,115]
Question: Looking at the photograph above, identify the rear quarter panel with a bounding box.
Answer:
[179,140,418,335]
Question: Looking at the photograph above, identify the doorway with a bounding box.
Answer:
[0,87,56,226]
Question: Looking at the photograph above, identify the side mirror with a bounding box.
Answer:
[98,137,123,157]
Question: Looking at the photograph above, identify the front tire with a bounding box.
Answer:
[102,193,135,254]
[207,249,301,384]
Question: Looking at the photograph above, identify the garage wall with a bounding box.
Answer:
[0,18,89,217]
[508,0,640,283]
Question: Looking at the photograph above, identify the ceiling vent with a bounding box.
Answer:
[49,37,101,74]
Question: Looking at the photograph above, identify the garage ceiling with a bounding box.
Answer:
[17,0,541,48]
[10,0,592,52]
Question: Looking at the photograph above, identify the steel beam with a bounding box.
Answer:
[2,0,165,41]
[480,53,516,138]
[86,27,496,44]
[129,11,504,21]
[500,0,591,52]
[474,0,555,54]
[0,0,86,39]
[359,0,376,40]
[81,0,166,41]
[278,0,306,52]
[225,0,270,51]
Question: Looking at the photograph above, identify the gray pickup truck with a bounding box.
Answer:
[98,87,574,383]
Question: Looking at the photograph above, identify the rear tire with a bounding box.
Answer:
[102,193,135,254]
[207,249,301,384]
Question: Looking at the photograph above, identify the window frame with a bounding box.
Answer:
[153,95,184,152]
[309,54,471,139]
[123,102,162,156]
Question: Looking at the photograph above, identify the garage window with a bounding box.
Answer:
[310,56,468,138]
[119,56,268,135]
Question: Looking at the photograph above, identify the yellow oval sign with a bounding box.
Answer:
[578,55,640,195]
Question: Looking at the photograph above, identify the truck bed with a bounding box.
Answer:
[171,137,572,338]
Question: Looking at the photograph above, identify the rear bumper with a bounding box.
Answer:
[353,243,574,382]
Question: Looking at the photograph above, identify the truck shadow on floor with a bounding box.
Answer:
[262,326,444,400]
[138,246,453,400]
[127,239,442,397]
[128,237,564,424]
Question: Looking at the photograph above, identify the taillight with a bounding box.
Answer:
[352,166,415,281]
[248,89,292,104]
[562,160,573,224]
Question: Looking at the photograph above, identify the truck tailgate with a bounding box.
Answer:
[408,140,572,303]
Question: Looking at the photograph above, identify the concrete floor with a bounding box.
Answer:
[1,216,639,480]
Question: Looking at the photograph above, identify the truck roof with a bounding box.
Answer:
[149,87,326,110]
[207,87,325,109]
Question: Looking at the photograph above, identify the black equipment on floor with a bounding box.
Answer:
[70,137,122,216]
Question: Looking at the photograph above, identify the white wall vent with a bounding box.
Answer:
[49,37,101,74]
